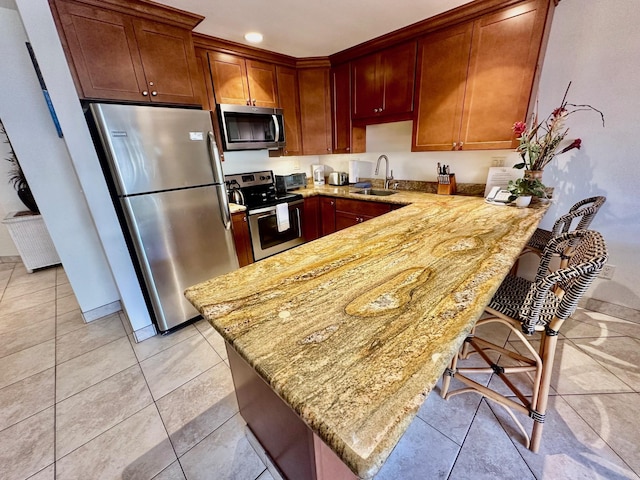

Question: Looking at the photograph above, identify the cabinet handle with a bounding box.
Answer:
[252,99,256,106]
[151,91,157,96]
[243,216,247,222]
[453,142,457,149]
[373,108,379,113]
[379,107,383,112]
[142,91,149,96]
[458,141,464,150]
[346,147,350,152]
[148,81,154,86]
[330,201,335,206]
[246,99,251,105]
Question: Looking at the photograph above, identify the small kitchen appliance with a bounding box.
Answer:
[275,173,307,194]
[328,172,349,186]
[311,164,325,186]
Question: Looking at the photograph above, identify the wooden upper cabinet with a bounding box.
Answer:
[208,52,278,107]
[352,41,417,121]
[52,0,200,105]
[461,0,549,150]
[413,0,551,151]
[331,63,351,154]
[298,67,332,155]
[412,23,473,151]
[131,19,200,105]
[276,66,303,156]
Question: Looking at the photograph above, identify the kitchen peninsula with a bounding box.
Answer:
[185,191,548,479]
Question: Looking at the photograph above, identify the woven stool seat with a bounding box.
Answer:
[488,274,559,331]
[442,230,608,453]
[526,228,553,252]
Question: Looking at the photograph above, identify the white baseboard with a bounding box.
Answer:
[82,300,122,322]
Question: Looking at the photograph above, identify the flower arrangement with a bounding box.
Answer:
[512,82,604,172]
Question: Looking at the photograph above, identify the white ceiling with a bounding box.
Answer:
[155,0,472,58]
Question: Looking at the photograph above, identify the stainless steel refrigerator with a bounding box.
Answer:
[89,103,239,332]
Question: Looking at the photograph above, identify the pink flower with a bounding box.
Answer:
[512,121,527,136]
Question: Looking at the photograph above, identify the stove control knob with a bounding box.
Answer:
[260,176,266,180]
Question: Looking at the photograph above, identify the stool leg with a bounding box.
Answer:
[530,332,558,453]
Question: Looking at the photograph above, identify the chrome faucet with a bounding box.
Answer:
[375,154,394,189]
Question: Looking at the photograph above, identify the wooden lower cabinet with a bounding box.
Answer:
[303,197,321,242]
[231,211,253,267]
[335,198,391,231]
[319,196,336,237]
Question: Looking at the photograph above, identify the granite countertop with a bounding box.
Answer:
[186,191,548,479]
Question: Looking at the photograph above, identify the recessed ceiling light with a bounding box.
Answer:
[244,32,263,44]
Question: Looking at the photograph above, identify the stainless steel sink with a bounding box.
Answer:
[354,189,398,196]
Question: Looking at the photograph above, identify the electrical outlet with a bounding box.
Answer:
[292,159,300,170]
[600,264,615,280]
[491,156,506,167]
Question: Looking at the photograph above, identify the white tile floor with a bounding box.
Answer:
[0,262,639,480]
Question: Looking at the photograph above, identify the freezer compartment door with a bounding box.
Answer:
[91,103,219,195]
[122,185,238,331]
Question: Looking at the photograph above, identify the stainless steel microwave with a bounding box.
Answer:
[217,104,286,151]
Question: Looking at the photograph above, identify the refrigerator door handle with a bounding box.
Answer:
[208,132,225,184]
[216,184,232,231]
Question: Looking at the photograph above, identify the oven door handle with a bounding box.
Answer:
[295,207,302,237]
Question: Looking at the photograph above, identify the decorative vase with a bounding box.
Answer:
[17,187,39,214]
[515,195,532,208]
[524,170,544,181]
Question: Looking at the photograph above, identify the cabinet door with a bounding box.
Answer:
[351,54,380,119]
[331,63,351,154]
[335,198,391,217]
[379,41,417,117]
[208,51,251,105]
[302,196,320,241]
[276,66,303,155]
[461,0,549,150]
[54,0,148,102]
[319,196,336,237]
[133,18,200,105]
[299,68,332,155]
[412,23,473,151]
[246,60,278,108]
[231,212,253,267]
[335,211,363,231]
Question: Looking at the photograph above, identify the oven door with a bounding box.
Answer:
[248,200,304,261]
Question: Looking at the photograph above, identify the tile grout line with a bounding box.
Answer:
[558,391,640,478]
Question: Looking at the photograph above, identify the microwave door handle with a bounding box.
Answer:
[272,114,280,143]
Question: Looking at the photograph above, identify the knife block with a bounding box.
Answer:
[437,174,457,195]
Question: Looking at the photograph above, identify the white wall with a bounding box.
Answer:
[0,122,23,256]
[532,0,640,310]
[0,3,120,314]
[11,0,154,335]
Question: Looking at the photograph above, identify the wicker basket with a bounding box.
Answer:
[2,212,60,273]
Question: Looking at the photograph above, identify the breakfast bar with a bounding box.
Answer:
[185,192,548,479]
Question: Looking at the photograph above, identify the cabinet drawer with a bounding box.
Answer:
[335,198,391,217]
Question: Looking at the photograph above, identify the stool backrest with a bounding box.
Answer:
[519,230,608,334]
[552,196,606,236]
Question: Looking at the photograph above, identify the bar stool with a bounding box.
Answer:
[441,230,608,452]
[512,196,606,274]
